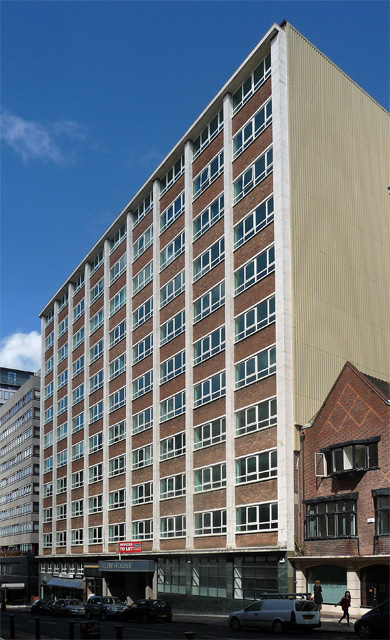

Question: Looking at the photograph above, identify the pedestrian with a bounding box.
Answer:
[336,590,352,625]
[313,580,323,612]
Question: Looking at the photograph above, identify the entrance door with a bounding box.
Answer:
[360,565,389,607]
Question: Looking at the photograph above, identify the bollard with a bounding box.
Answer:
[68,619,75,639]
[184,632,196,640]
[10,613,15,639]
[114,624,123,639]
[35,616,41,639]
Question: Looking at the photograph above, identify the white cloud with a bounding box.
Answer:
[0,109,87,163]
[0,331,41,372]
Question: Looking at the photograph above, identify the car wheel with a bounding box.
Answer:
[272,620,284,635]
[357,623,373,639]
[101,611,107,621]
[142,613,149,624]
[229,616,242,631]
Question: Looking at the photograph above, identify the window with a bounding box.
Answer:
[160,474,186,500]
[323,439,379,475]
[57,449,67,467]
[89,495,103,514]
[133,297,153,329]
[235,345,276,388]
[194,416,226,449]
[234,195,274,249]
[72,412,84,433]
[90,309,104,334]
[73,355,84,378]
[74,273,85,294]
[110,222,127,254]
[237,501,278,532]
[109,420,126,445]
[193,237,224,282]
[45,381,54,399]
[109,454,126,477]
[233,53,271,113]
[109,387,126,412]
[45,356,54,374]
[57,422,68,441]
[72,441,84,461]
[109,523,125,542]
[57,476,67,494]
[160,310,185,345]
[160,155,184,196]
[89,432,103,453]
[133,335,152,365]
[58,316,68,337]
[59,291,69,311]
[193,150,224,200]
[161,515,186,538]
[194,326,225,365]
[194,509,226,535]
[133,192,153,228]
[56,531,67,547]
[160,432,185,460]
[133,226,152,261]
[89,463,103,483]
[160,351,185,384]
[235,245,275,295]
[236,396,277,436]
[160,391,185,422]
[43,508,52,523]
[235,295,275,342]
[158,558,186,594]
[306,497,357,538]
[194,371,226,407]
[110,286,126,316]
[110,253,127,283]
[72,529,83,546]
[133,371,152,399]
[90,371,103,394]
[110,353,126,379]
[193,194,224,241]
[133,444,153,469]
[133,519,153,540]
[57,504,67,520]
[194,463,226,492]
[90,339,103,363]
[58,343,68,364]
[133,262,152,296]
[90,249,104,275]
[57,396,68,416]
[72,327,84,350]
[133,407,152,434]
[89,526,103,544]
[43,482,53,497]
[374,491,390,535]
[43,533,52,548]
[233,147,273,204]
[233,98,272,158]
[236,449,277,484]
[160,191,185,233]
[194,280,224,323]
[193,110,223,159]
[72,470,84,489]
[109,320,126,348]
[160,270,185,308]
[73,382,84,405]
[73,298,85,321]
[109,489,126,509]
[45,310,54,326]
[132,482,152,505]
[90,278,104,305]
[44,407,53,424]
[160,231,185,272]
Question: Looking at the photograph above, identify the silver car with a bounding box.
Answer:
[229,598,320,634]
[85,596,128,620]
[52,598,85,617]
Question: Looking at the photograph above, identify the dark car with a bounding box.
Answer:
[31,598,54,616]
[52,598,85,617]
[354,600,389,639]
[123,599,172,623]
[85,596,128,620]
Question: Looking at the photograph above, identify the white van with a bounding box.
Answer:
[229,597,320,634]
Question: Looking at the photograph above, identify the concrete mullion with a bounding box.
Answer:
[152,179,161,551]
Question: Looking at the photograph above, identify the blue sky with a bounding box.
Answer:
[1,0,389,370]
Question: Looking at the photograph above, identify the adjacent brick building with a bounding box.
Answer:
[294,363,389,615]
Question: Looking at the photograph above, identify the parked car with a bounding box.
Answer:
[354,600,389,639]
[122,599,172,623]
[52,598,85,617]
[31,598,54,616]
[229,597,320,634]
[85,596,128,620]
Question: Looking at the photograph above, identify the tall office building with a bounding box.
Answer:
[0,368,34,407]
[38,22,389,610]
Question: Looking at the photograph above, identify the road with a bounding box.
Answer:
[0,610,354,640]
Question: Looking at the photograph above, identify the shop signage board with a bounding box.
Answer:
[98,560,155,572]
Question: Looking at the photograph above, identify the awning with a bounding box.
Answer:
[47,577,83,589]
[0,583,25,589]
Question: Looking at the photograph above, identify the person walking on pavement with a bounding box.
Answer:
[336,590,352,625]
[313,580,323,615]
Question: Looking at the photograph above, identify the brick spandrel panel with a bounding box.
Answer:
[192,130,223,177]
[236,531,278,548]
[232,76,272,136]
[233,125,273,181]
[160,538,186,551]
[160,496,186,517]
[305,539,359,556]
[194,535,227,549]
[160,175,185,213]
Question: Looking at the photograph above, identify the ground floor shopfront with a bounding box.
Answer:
[0,555,38,605]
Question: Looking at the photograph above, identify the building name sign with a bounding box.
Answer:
[98,560,155,573]
[116,541,142,553]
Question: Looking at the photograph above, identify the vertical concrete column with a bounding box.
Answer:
[271,29,295,552]
[102,238,111,553]
[152,180,161,551]
[82,267,90,554]
[52,300,59,552]
[223,92,236,549]
[347,565,361,615]
[184,140,194,550]
[39,316,46,556]
[125,211,133,543]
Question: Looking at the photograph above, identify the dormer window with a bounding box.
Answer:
[321,437,379,476]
